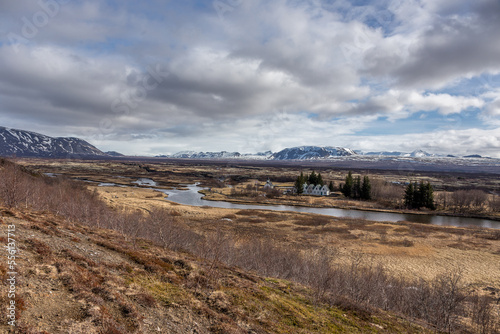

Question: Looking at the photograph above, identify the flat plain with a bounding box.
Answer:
[19,158,500,290]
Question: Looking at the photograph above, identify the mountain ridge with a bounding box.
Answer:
[0,126,110,158]
[270,146,357,160]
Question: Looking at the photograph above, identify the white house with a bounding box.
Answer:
[301,184,330,196]
[319,185,330,196]
[263,179,274,190]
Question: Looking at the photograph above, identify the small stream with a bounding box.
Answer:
[159,184,500,229]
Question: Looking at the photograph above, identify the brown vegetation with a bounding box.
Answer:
[370,179,405,207]
[1,160,500,332]
[1,203,432,333]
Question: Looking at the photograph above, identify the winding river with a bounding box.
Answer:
[158,184,500,229]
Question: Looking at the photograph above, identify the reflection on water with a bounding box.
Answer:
[98,183,127,187]
[99,182,117,187]
[132,178,158,186]
[159,184,500,229]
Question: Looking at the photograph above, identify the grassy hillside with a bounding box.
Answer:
[0,208,429,333]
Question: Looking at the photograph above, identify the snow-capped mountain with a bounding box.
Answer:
[363,151,408,157]
[409,149,434,158]
[170,151,242,159]
[240,151,273,160]
[105,151,125,157]
[166,150,273,160]
[168,147,356,160]
[362,150,435,158]
[270,146,357,160]
[169,151,197,158]
[0,126,108,158]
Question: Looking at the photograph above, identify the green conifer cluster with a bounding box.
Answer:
[294,171,325,194]
[340,171,371,200]
[404,181,435,210]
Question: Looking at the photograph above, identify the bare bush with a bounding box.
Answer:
[489,194,500,213]
[0,163,30,208]
[144,207,200,252]
[230,184,258,198]
[302,248,336,302]
[451,189,488,213]
[429,271,468,333]
[470,294,497,334]
[116,210,144,243]
[436,191,450,210]
[264,188,282,199]
[195,228,235,287]
[370,179,404,205]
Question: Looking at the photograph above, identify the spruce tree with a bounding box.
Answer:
[317,173,324,186]
[417,181,426,209]
[308,171,317,185]
[404,182,415,209]
[424,182,435,210]
[353,176,361,199]
[329,181,335,192]
[295,172,306,194]
[361,176,371,200]
[342,171,353,198]
[404,181,435,210]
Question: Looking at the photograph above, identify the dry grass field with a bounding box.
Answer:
[92,185,500,288]
[18,158,500,219]
[2,158,499,332]
[17,159,499,289]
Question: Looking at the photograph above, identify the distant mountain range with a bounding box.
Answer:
[164,147,488,160]
[161,150,273,160]
[270,146,356,160]
[0,126,112,158]
[162,147,435,160]
[0,126,490,160]
[163,147,441,160]
[162,147,357,160]
[362,149,434,158]
[170,151,242,159]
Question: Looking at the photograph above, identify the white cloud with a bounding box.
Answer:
[350,128,500,158]
[0,0,499,156]
[343,90,484,120]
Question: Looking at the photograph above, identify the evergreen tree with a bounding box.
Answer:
[308,171,318,185]
[341,171,353,198]
[295,172,306,195]
[317,173,324,186]
[404,182,415,209]
[416,181,426,209]
[404,181,435,210]
[361,176,371,200]
[328,181,335,192]
[353,176,361,199]
[423,182,435,210]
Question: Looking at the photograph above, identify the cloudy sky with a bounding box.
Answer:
[1,0,500,157]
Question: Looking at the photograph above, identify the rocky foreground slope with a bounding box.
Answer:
[0,207,430,334]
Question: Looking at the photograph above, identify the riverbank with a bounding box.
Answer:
[199,189,500,223]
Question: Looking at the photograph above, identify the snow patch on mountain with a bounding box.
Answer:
[270,146,357,160]
[170,151,242,159]
[0,126,109,158]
